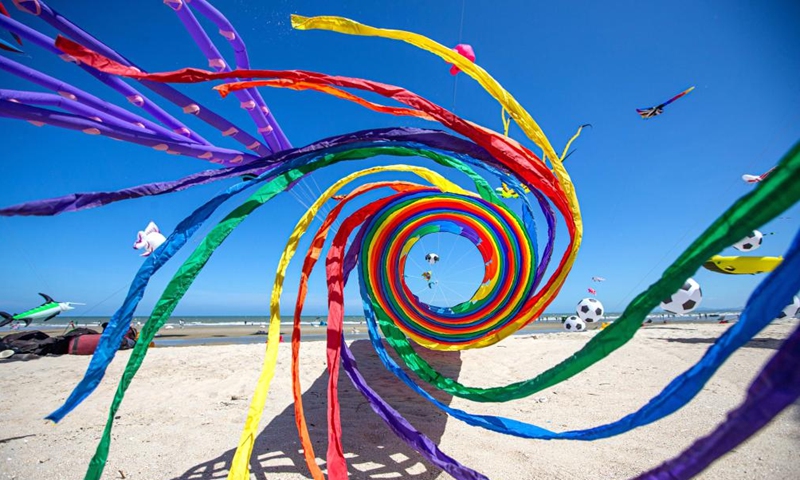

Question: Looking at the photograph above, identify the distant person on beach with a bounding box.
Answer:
[101,322,138,349]
[179,319,185,329]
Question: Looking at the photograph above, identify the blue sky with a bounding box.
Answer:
[0,0,798,317]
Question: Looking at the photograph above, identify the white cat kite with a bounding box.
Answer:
[133,221,166,257]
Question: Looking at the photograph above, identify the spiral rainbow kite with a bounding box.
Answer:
[1,3,799,480]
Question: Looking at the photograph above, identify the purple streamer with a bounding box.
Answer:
[190,0,292,150]
[166,1,284,153]
[0,10,210,145]
[0,100,252,164]
[0,89,161,136]
[0,52,191,145]
[0,128,541,218]
[12,0,273,157]
[340,340,489,480]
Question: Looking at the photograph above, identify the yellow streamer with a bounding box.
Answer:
[228,165,471,479]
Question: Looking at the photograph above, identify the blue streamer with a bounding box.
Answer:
[358,226,800,440]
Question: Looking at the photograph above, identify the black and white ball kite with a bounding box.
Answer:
[425,253,440,265]
[776,296,800,320]
[732,230,763,252]
[576,297,604,323]
[660,278,703,315]
[564,315,586,332]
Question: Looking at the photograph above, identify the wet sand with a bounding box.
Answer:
[25,317,692,347]
[27,320,580,347]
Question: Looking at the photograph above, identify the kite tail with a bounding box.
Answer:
[663,86,695,106]
[559,124,591,161]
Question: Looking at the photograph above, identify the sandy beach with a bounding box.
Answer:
[1,320,798,479]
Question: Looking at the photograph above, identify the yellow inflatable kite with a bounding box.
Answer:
[702,255,783,275]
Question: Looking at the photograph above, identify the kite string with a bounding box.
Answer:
[452,74,460,114]
[2,225,53,293]
[451,0,466,113]
[457,0,466,41]
[74,284,128,319]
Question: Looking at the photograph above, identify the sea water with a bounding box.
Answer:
[30,315,368,328]
[15,310,741,329]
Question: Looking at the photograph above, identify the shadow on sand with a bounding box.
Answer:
[174,339,462,479]
[660,336,785,350]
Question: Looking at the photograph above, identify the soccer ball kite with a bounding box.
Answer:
[660,278,704,315]
[576,297,604,322]
[733,230,763,252]
[564,315,586,332]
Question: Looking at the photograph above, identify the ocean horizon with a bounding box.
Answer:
[34,315,367,328]
[31,309,743,329]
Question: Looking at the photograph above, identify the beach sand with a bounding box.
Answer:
[1,321,798,479]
